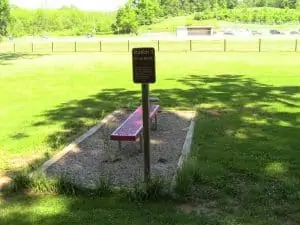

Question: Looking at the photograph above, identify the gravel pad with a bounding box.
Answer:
[46,110,194,188]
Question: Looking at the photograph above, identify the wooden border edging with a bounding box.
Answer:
[40,110,122,173]
[177,120,195,169]
[171,113,196,193]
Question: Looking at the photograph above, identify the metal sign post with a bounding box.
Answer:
[132,47,156,183]
[141,83,150,182]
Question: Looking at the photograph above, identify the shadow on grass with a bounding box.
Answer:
[4,74,299,225]
[9,133,29,140]
[2,153,51,179]
[1,194,217,225]
[0,53,47,65]
[39,89,141,149]
[35,75,299,152]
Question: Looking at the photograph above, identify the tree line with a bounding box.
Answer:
[0,0,10,37]
[7,6,115,37]
[194,7,300,24]
[1,0,300,38]
[112,0,300,34]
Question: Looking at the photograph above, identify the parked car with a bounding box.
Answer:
[41,35,48,40]
[223,29,234,35]
[251,30,262,35]
[234,29,252,36]
[290,30,299,35]
[270,29,282,35]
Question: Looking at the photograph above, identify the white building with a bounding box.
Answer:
[176,26,214,37]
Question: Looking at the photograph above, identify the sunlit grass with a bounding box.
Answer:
[0,51,299,225]
[0,52,299,174]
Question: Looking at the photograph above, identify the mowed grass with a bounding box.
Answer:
[0,195,221,225]
[0,38,299,53]
[0,51,300,224]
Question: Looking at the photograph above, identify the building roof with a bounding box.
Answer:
[177,26,214,29]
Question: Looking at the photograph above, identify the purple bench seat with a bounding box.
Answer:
[110,104,159,151]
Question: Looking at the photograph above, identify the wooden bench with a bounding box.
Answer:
[110,104,160,152]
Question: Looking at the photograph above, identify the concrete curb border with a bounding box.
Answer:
[170,112,196,192]
[40,110,123,173]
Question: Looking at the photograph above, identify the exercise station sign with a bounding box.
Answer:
[132,47,156,84]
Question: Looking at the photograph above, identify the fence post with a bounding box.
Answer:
[52,42,54,52]
[32,42,34,52]
[224,39,227,52]
[100,40,102,52]
[295,39,298,52]
[259,38,262,52]
[75,41,77,52]
[157,40,160,52]
[128,40,130,52]
[14,43,16,53]
[190,40,192,52]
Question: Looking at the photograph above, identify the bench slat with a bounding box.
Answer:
[110,104,159,141]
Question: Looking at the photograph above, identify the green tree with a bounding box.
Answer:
[287,0,297,8]
[226,0,238,8]
[0,0,10,37]
[218,0,228,8]
[7,7,115,37]
[112,2,138,34]
[32,9,47,35]
[159,0,181,16]
[136,0,160,25]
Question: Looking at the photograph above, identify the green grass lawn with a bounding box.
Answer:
[0,51,300,224]
[0,194,228,225]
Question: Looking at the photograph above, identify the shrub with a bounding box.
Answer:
[94,176,113,196]
[125,176,167,201]
[9,171,32,193]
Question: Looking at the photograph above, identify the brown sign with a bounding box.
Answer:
[132,47,156,83]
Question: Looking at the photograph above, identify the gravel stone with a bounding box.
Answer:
[46,110,194,188]
[158,158,168,163]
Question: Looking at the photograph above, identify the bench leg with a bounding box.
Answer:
[150,114,158,131]
[118,141,122,151]
[154,113,158,130]
[139,133,143,153]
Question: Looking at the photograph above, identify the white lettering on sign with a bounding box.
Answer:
[134,56,154,61]
[133,49,154,55]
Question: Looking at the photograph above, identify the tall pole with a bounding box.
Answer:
[142,84,150,183]
[132,47,155,184]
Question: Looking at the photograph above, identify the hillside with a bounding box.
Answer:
[141,15,300,34]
